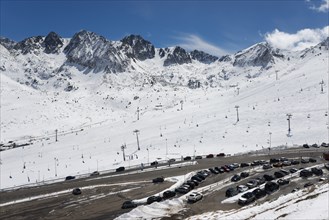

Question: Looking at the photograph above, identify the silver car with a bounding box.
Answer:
[187,192,203,203]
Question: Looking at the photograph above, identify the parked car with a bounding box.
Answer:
[280,169,290,175]
[280,157,288,162]
[191,175,203,182]
[282,161,291,166]
[150,161,159,166]
[214,167,224,173]
[226,187,239,197]
[231,174,241,182]
[302,144,310,148]
[147,196,162,204]
[263,174,275,181]
[300,169,313,178]
[116,166,125,172]
[291,160,300,165]
[240,162,250,167]
[240,172,249,178]
[237,185,249,193]
[152,177,164,183]
[274,171,285,179]
[273,162,283,167]
[198,170,210,177]
[65,176,75,181]
[309,158,317,163]
[195,156,203,160]
[209,168,219,174]
[270,158,280,163]
[184,156,192,161]
[185,181,195,189]
[311,144,319,148]
[187,192,203,203]
[195,173,206,180]
[163,190,176,199]
[90,171,100,176]
[262,164,272,170]
[217,153,225,157]
[206,154,214,158]
[221,165,231,172]
[251,160,261,166]
[72,188,81,195]
[321,142,329,147]
[231,163,239,169]
[301,158,309,164]
[238,192,255,205]
[255,177,266,185]
[289,168,298,173]
[175,186,190,194]
[265,181,279,193]
[311,167,323,176]
[190,179,199,186]
[121,200,137,209]
[246,179,258,189]
[252,188,267,199]
[277,179,289,185]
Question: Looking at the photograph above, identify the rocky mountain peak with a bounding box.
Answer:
[63,30,128,73]
[0,37,17,51]
[233,42,274,68]
[44,31,63,54]
[163,46,192,66]
[190,50,218,64]
[121,34,155,61]
[13,35,44,54]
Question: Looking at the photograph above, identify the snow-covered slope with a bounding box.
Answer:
[0,32,328,189]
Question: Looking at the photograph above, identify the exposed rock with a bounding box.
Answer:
[164,47,191,66]
[64,30,129,73]
[0,37,17,50]
[14,36,44,54]
[121,35,155,60]
[44,32,63,54]
[190,50,218,64]
[233,43,274,67]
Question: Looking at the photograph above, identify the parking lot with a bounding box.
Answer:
[0,147,328,220]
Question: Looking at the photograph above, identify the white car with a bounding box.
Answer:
[187,192,203,203]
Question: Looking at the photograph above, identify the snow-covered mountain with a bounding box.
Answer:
[0,30,296,91]
[0,31,328,189]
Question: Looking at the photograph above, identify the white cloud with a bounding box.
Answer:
[309,0,329,12]
[173,34,230,57]
[265,26,329,51]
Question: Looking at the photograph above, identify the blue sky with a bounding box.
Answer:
[1,0,328,56]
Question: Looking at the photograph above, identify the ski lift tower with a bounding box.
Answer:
[133,129,140,150]
[286,114,292,137]
[235,105,240,122]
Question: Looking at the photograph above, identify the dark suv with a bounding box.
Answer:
[265,181,279,193]
[147,196,162,204]
[121,200,137,209]
[238,192,255,205]
[225,187,239,197]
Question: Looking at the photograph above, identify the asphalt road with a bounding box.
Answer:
[0,147,328,220]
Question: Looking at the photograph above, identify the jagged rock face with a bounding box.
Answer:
[164,47,192,66]
[218,55,232,62]
[64,30,128,73]
[159,48,166,58]
[233,43,274,67]
[14,36,44,54]
[121,35,155,61]
[44,32,63,54]
[0,37,17,50]
[190,50,218,64]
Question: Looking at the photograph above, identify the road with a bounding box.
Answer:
[0,147,328,220]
